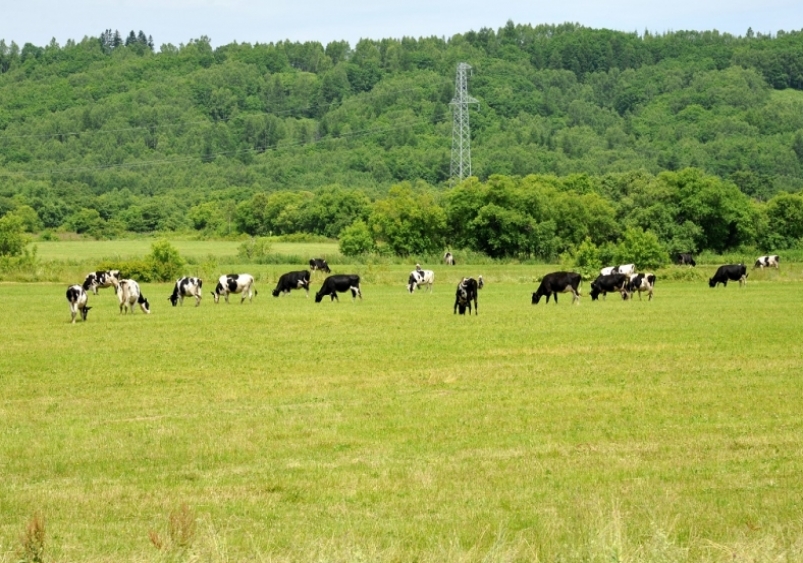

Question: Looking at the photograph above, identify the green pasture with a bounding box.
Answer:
[2,267,803,562]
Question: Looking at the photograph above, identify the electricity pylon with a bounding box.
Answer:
[450,62,479,184]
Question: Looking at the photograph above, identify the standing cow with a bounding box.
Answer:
[443,252,456,266]
[677,253,696,267]
[212,274,257,304]
[272,270,311,297]
[709,264,748,288]
[407,268,435,293]
[589,273,629,301]
[82,270,121,295]
[315,275,362,303]
[66,285,92,323]
[454,277,479,315]
[532,272,582,305]
[116,279,151,314]
[627,273,656,301]
[309,258,331,274]
[754,255,780,269]
[168,277,203,307]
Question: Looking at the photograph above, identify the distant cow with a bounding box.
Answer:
[627,273,656,301]
[754,255,780,269]
[615,264,636,277]
[407,269,435,293]
[677,253,696,267]
[478,275,484,289]
[82,270,121,295]
[532,272,582,305]
[454,277,479,315]
[272,270,311,297]
[116,279,151,314]
[600,266,617,276]
[444,252,456,266]
[66,285,91,323]
[168,277,203,307]
[589,273,629,301]
[315,274,362,303]
[309,258,331,274]
[212,273,257,304]
[709,264,748,288]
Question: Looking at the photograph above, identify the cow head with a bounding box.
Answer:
[168,294,179,306]
[407,273,418,293]
[531,292,541,305]
[271,288,282,297]
[708,277,717,288]
[314,291,324,303]
[80,306,92,321]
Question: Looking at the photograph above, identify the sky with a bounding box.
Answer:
[2,0,802,49]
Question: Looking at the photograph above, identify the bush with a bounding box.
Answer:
[615,227,670,270]
[0,214,26,257]
[339,220,375,256]
[237,237,273,261]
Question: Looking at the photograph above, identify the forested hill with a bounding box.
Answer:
[2,23,803,246]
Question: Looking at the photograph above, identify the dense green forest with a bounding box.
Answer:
[2,22,803,259]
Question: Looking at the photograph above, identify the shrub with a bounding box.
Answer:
[146,240,186,282]
[615,227,670,270]
[237,237,273,261]
[339,220,375,256]
[0,213,26,257]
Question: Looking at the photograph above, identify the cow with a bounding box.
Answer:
[315,274,362,303]
[454,277,479,315]
[309,258,331,274]
[754,255,780,269]
[212,274,257,304]
[709,264,748,288]
[532,272,582,305]
[82,270,121,295]
[478,275,484,290]
[444,252,456,266]
[677,253,696,267]
[615,263,636,277]
[600,266,617,276]
[626,273,656,301]
[407,269,435,293]
[168,277,203,307]
[589,273,629,301]
[272,270,311,297]
[66,285,91,323]
[116,279,151,314]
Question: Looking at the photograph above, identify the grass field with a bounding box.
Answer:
[2,259,803,562]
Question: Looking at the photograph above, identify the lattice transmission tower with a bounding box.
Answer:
[450,62,479,184]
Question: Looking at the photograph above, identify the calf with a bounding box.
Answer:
[309,258,331,274]
[754,255,780,269]
[116,279,151,314]
[677,253,696,267]
[407,269,435,293]
[82,270,121,295]
[444,252,456,266]
[315,274,362,303]
[66,285,91,323]
[212,273,257,304]
[168,277,203,307]
[589,273,629,301]
[532,272,582,305]
[454,277,479,315]
[627,273,656,301]
[272,270,311,297]
[709,264,748,288]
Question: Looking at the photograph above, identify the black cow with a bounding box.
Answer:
[589,273,629,301]
[709,264,748,288]
[677,253,696,267]
[532,272,582,305]
[315,275,362,303]
[454,277,479,315]
[309,258,331,274]
[272,270,311,297]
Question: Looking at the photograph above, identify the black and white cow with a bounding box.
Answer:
[589,273,629,301]
[272,270,311,297]
[615,263,636,277]
[532,272,582,305]
[168,277,203,307]
[66,285,91,323]
[600,266,617,276]
[116,279,151,314]
[454,277,479,315]
[478,275,484,289]
[754,255,780,269]
[626,273,656,301]
[309,258,331,274]
[444,252,456,266]
[677,253,696,267]
[709,264,748,288]
[407,268,435,293]
[315,274,362,303]
[212,274,257,304]
[82,270,121,295]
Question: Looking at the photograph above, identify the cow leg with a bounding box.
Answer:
[473,297,478,315]
[553,293,558,305]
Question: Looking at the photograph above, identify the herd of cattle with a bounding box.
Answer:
[64,252,783,322]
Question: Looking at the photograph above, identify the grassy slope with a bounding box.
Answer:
[2,266,803,561]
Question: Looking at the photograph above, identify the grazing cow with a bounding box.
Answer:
[315,274,362,303]
[627,273,656,301]
[444,252,456,266]
[212,273,257,304]
[116,279,151,314]
[589,273,629,301]
[407,269,435,293]
[600,266,617,276]
[82,270,121,295]
[168,277,203,307]
[532,272,582,305]
[454,277,479,315]
[309,258,331,274]
[272,270,311,297]
[677,253,696,267]
[709,264,748,288]
[66,285,91,323]
[754,255,780,269]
